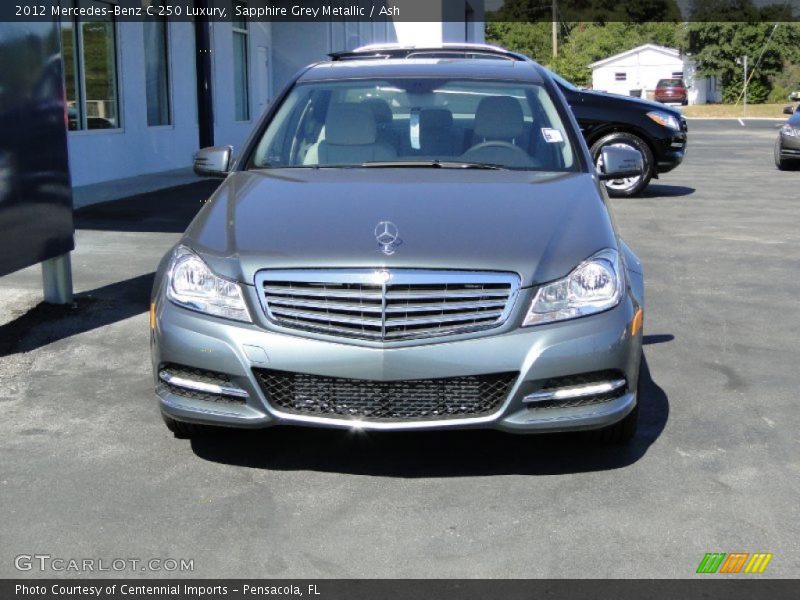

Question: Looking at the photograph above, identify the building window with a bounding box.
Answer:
[614,72,627,81]
[233,2,250,121]
[61,0,120,130]
[672,71,684,79]
[144,19,171,126]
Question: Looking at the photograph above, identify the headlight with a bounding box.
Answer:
[780,124,798,137]
[166,246,252,322]
[523,249,623,326]
[646,111,681,131]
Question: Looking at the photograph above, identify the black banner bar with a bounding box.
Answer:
[3,0,800,23]
[3,580,800,600]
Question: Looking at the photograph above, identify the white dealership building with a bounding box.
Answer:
[61,1,484,190]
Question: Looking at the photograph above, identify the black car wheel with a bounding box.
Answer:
[591,132,654,197]
[592,357,643,444]
[162,414,218,439]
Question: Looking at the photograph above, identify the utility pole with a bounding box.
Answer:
[743,54,748,118]
[552,0,558,58]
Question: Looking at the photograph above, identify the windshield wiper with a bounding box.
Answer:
[360,160,508,170]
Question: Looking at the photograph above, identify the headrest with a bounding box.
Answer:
[419,108,453,131]
[326,105,377,145]
[361,98,393,126]
[474,96,524,140]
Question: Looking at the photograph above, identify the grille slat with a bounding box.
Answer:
[384,309,505,327]
[385,289,510,300]
[267,297,384,313]
[258,270,520,341]
[264,286,383,300]
[384,299,508,313]
[270,307,384,327]
[254,368,518,421]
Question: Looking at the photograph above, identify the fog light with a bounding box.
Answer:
[523,378,626,404]
[159,369,249,399]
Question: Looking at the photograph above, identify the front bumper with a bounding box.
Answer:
[778,132,800,159]
[151,290,643,434]
[653,123,688,174]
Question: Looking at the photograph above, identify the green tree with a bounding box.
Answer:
[680,21,800,103]
[486,21,683,86]
[554,22,681,86]
[484,22,553,62]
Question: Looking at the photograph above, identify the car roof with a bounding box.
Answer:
[298,58,545,84]
[330,43,530,62]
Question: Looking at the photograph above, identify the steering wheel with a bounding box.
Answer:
[467,140,523,153]
[462,141,539,168]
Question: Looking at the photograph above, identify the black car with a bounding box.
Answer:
[775,108,800,170]
[334,44,689,197]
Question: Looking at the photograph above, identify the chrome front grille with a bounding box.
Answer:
[256,269,520,341]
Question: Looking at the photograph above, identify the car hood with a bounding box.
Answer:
[581,89,683,115]
[184,169,617,288]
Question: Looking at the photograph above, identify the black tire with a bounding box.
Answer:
[591,132,654,198]
[162,414,218,439]
[774,137,793,171]
[593,402,639,444]
[591,360,642,444]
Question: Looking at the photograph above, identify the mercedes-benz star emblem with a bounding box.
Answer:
[374,221,401,255]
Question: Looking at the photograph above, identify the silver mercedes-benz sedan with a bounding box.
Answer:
[151,55,646,443]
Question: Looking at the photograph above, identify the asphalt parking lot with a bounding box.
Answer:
[1,119,798,578]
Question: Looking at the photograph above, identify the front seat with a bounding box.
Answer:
[361,98,397,147]
[418,108,458,156]
[463,96,534,168]
[308,104,397,165]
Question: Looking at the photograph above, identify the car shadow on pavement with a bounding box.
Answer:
[644,333,674,345]
[639,184,695,198]
[74,180,221,233]
[0,273,154,357]
[190,354,669,477]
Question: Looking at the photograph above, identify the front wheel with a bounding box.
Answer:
[162,414,219,439]
[591,133,654,198]
[591,358,642,444]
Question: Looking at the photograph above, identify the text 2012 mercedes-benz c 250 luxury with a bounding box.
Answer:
[151,55,647,443]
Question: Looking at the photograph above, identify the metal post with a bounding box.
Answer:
[41,253,73,304]
[194,0,214,149]
[552,0,558,58]
[743,55,748,118]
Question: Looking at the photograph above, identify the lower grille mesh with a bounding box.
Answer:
[254,369,517,421]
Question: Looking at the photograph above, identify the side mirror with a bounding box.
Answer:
[598,146,644,180]
[783,105,795,115]
[193,145,233,177]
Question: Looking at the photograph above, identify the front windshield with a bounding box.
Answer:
[251,77,576,171]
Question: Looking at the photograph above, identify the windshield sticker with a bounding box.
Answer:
[542,128,565,143]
